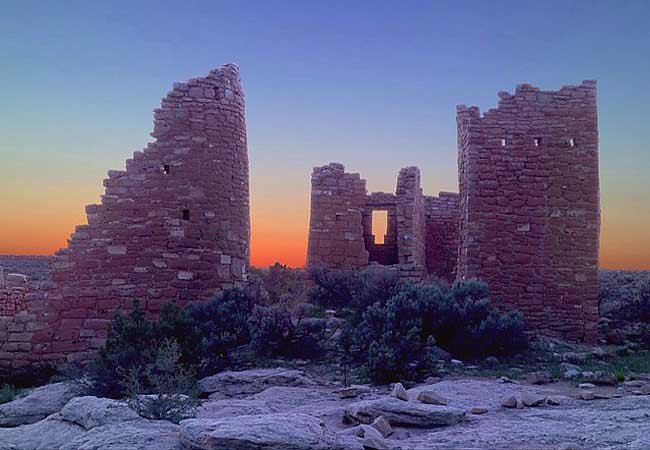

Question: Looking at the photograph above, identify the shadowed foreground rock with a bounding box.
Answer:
[197,367,316,398]
[180,413,361,450]
[0,382,78,427]
[1,372,650,449]
[60,421,181,450]
[345,397,465,427]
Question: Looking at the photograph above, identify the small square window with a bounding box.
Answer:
[182,209,190,221]
[500,139,506,147]
[163,165,170,174]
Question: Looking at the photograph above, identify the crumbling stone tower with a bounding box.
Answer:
[456,81,600,342]
[52,64,250,312]
[0,64,250,366]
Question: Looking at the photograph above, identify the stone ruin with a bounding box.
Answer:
[307,164,459,282]
[0,64,250,369]
[0,74,600,371]
[308,81,600,342]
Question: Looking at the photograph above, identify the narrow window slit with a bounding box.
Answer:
[569,138,577,147]
[534,138,541,147]
[500,139,506,147]
[182,209,190,221]
[163,164,170,174]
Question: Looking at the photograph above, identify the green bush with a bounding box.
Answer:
[249,305,295,356]
[249,263,306,305]
[90,288,256,398]
[349,279,527,383]
[90,300,156,398]
[0,384,21,404]
[249,305,321,359]
[124,339,199,423]
[599,270,650,321]
[186,288,255,374]
[621,280,650,323]
[309,266,399,313]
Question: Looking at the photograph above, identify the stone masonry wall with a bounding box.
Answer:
[456,81,600,342]
[396,167,427,281]
[424,192,460,281]
[306,163,369,270]
[306,164,460,282]
[0,64,251,369]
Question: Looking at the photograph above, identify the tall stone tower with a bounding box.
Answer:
[456,81,600,342]
[0,65,251,367]
[34,64,250,358]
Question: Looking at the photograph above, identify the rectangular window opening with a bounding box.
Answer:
[500,138,506,147]
[163,164,170,174]
[569,138,577,148]
[371,210,388,245]
[182,209,190,221]
[534,138,541,147]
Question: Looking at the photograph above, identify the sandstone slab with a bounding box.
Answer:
[197,368,316,398]
[345,397,465,428]
[60,420,181,450]
[0,382,78,427]
[180,413,361,450]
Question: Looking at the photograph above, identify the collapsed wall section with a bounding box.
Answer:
[306,164,460,283]
[424,192,460,281]
[0,64,251,368]
[306,163,369,270]
[456,81,600,342]
[396,167,427,281]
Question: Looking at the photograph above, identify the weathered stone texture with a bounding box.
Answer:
[306,163,369,270]
[307,81,599,342]
[307,164,460,282]
[424,192,460,281]
[456,81,600,342]
[0,64,250,367]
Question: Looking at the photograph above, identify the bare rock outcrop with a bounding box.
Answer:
[180,413,361,450]
[0,382,78,427]
[197,368,316,398]
[60,420,181,450]
[344,397,465,427]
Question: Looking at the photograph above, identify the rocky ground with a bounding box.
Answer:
[0,366,649,449]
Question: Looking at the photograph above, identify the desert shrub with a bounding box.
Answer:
[186,288,255,374]
[90,300,156,398]
[309,267,357,310]
[349,279,527,383]
[309,266,399,312]
[249,305,295,356]
[125,339,199,423]
[619,280,650,323]
[90,288,256,397]
[0,384,21,404]
[249,263,306,304]
[599,270,650,320]
[249,304,321,359]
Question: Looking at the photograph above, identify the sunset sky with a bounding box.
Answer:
[1,1,649,269]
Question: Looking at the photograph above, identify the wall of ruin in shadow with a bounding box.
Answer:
[306,164,460,282]
[0,65,251,369]
[456,81,600,342]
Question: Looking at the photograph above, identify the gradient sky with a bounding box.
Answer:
[1,0,649,269]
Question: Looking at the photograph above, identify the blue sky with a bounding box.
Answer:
[1,0,649,267]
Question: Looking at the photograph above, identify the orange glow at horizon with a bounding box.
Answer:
[372,210,388,245]
[1,179,649,271]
